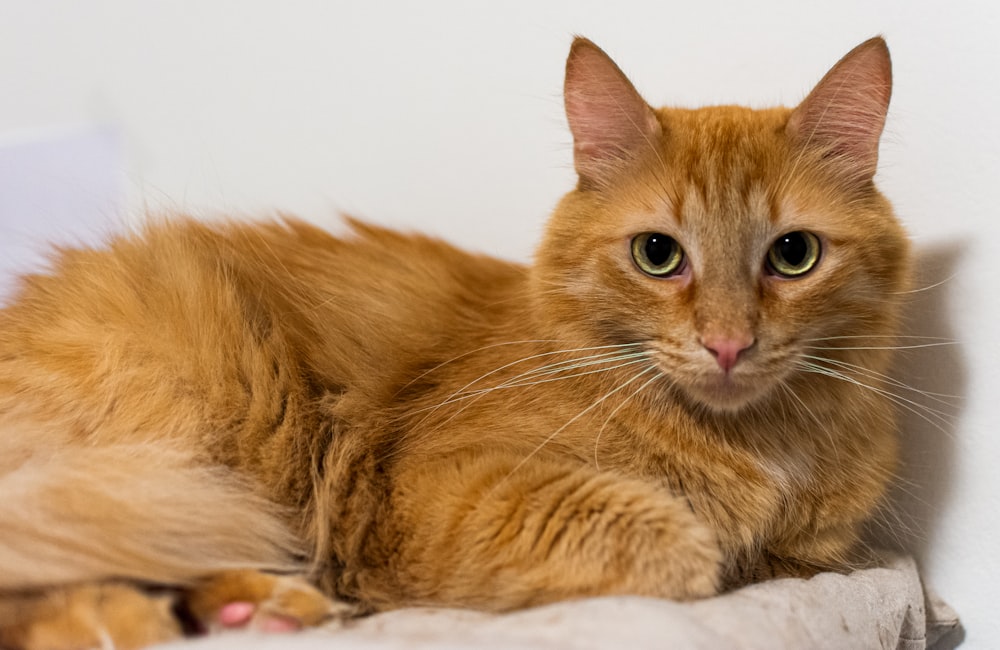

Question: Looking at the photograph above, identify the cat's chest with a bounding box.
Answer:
[747,445,817,495]
[609,415,824,553]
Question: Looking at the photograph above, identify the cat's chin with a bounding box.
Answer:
[682,376,772,413]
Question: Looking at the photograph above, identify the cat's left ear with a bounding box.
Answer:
[564,37,662,188]
[786,37,892,184]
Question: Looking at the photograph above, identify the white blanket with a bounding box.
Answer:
[156,554,960,650]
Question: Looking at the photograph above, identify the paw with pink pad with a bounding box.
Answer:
[216,601,303,632]
[185,570,358,636]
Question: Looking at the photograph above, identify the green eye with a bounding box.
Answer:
[767,231,821,277]
[631,233,685,277]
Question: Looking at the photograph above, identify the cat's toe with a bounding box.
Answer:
[185,570,358,634]
[215,601,303,632]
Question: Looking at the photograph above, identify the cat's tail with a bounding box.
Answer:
[0,438,305,591]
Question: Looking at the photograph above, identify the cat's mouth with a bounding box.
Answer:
[681,370,774,412]
[644,343,778,412]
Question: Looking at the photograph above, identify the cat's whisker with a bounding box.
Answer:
[803,341,957,351]
[383,347,651,463]
[868,495,925,544]
[393,339,560,396]
[803,334,955,342]
[777,382,834,447]
[488,351,652,388]
[799,353,961,405]
[415,354,653,413]
[800,360,955,421]
[594,371,665,471]
[496,365,661,489]
[882,478,933,505]
[780,382,843,463]
[468,356,653,397]
[796,361,954,436]
[412,343,643,421]
[415,348,648,410]
[889,273,956,294]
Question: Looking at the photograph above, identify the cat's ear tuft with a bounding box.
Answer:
[786,37,892,185]
[564,37,662,188]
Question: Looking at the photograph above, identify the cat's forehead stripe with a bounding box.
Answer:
[649,106,794,223]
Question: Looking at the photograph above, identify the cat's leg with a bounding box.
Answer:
[378,454,721,610]
[0,583,182,650]
[0,571,357,650]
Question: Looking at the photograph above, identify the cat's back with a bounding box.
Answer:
[0,217,526,449]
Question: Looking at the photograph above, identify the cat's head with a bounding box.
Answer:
[533,37,911,413]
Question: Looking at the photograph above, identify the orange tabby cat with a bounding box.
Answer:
[0,37,909,649]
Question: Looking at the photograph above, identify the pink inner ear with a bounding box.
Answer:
[787,37,892,181]
[564,38,661,186]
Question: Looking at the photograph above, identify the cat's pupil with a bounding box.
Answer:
[776,233,807,266]
[644,235,675,266]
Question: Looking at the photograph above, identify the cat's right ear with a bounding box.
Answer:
[564,38,662,188]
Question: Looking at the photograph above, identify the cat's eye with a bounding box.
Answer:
[767,231,821,277]
[631,233,685,277]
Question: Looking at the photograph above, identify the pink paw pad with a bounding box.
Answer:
[216,601,303,633]
[217,602,256,627]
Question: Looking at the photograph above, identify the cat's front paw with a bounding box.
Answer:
[183,570,358,634]
[615,490,722,600]
[392,458,722,611]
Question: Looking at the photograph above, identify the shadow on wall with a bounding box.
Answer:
[866,241,967,645]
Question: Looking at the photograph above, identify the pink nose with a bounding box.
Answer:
[701,335,754,373]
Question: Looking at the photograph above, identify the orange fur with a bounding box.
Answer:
[0,37,910,646]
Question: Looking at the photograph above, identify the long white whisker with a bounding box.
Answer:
[382,343,646,464]
[421,350,649,408]
[499,365,660,485]
[448,343,642,395]
[800,354,961,405]
[393,339,560,395]
[890,273,956,294]
[594,371,664,471]
[489,350,650,386]
[778,381,821,429]
[801,361,954,420]
[415,355,652,412]
[797,362,953,435]
[804,342,957,351]
[803,335,955,342]
[413,343,644,423]
[474,355,652,394]
[778,382,840,462]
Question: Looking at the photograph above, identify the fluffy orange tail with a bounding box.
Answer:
[0,441,303,591]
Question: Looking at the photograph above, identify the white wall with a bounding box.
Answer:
[2,1,997,646]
